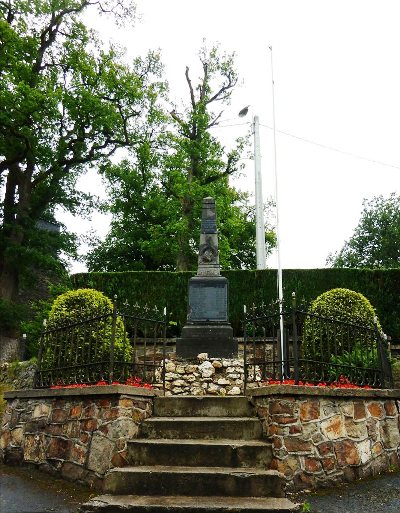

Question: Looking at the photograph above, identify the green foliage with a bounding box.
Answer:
[328,193,400,269]
[0,299,27,334]
[302,288,380,364]
[72,268,400,342]
[86,45,276,272]
[43,288,130,367]
[0,0,165,318]
[21,282,72,358]
[329,343,379,382]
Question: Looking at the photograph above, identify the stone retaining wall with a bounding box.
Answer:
[251,386,400,491]
[0,386,156,490]
[157,355,250,396]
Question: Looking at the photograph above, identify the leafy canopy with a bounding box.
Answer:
[327,194,400,269]
[0,0,165,313]
[86,45,276,272]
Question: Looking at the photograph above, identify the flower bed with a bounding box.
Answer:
[264,376,373,390]
[50,376,153,390]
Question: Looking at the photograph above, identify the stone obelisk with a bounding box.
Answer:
[176,197,237,359]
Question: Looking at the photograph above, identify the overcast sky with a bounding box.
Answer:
[63,0,400,272]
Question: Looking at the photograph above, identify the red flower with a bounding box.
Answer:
[263,377,373,390]
[50,375,153,390]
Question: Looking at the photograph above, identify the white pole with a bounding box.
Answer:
[269,45,285,377]
[253,115,266,269]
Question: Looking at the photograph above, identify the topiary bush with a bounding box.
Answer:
[302,288,381,380]
[43,288,130,369]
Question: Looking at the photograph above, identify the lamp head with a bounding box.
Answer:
[238,105,250,118]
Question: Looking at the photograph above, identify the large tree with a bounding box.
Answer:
[86,46,276,272]
[327,193,400,269]
[0,0,164,320]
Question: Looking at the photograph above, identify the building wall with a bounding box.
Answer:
[251,386,400,491]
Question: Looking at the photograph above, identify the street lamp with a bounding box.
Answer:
[238,107,266,269]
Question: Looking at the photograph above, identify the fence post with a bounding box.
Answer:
[35,319,47,388]
[243,305,247,394]
[383,334,394,388]
[109,295,118,385]
[375,317,393,389]
[292,292,299,384]
[163,307,167,396]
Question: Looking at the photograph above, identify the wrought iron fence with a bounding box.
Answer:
[243,294,393,391]
[35,301,167,390]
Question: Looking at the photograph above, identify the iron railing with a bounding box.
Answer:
[35,301,167,390]
[243,294,393,391]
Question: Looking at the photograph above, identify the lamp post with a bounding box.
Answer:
[238,107,266,269]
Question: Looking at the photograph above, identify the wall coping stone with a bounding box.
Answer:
[3,384,160,399]
[248,384,400,399]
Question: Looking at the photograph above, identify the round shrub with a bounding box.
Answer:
[306,288,380,328]
[302,288,381,379]
[44,288,130,368]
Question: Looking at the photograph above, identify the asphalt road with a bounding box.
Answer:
[292,470,400,513]
[1,462,400,513]
[0,463,93,513]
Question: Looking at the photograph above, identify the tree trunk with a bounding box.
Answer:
[176,195,196,271]
[0,252,19,302]
[0,165,31,336]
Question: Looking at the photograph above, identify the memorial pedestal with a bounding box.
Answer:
[176,197,237,359]
[176,276,237,359]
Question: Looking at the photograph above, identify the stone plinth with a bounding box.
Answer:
[177,275,236,358]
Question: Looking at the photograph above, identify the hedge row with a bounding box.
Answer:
[72,269,400,341]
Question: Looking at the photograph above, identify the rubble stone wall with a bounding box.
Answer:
[158,355,246,396]
[251,386,400,491]
[0,386,154,490]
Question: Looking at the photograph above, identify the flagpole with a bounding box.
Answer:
[269,45,285,378]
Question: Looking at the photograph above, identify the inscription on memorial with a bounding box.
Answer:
[202,218,217,233]
[189,282,227,321]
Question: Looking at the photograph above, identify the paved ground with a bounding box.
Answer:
[0,463,94,513]
[1,462,400,513]
[291,470,400,513]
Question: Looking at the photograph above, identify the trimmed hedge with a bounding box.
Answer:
[72,269,400,341]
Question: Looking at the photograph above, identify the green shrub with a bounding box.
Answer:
[42,288,130,368]
[0,299,27,336]
[21,283,72,358]
[302,288,381,366]
[329,343,379,382]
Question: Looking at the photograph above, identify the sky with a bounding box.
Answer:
[62,0,400,273]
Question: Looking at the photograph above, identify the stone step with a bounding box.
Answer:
[127,439,272,468]
[140,417,263,440]
[153,396,254,417]
[80,495,300,513]
[104,466,285,498]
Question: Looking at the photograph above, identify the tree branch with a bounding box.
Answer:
[207,111,223,129]
[185,66,196,109]
[201,153,237,185]
[206,74,237,105]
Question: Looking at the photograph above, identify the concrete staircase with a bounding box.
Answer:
[80,396,299,513]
